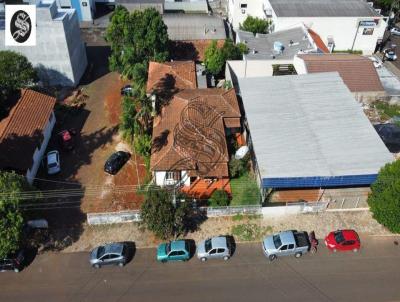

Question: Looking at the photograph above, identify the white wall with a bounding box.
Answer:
[292,56,308,74]
[228,0,268,29]
[271,16,386,55]
[26,111,56,184]
[154,170,191,187]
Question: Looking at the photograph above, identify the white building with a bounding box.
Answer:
[228,0,268,30]
[0,90,56,184]
[0,0,87,86]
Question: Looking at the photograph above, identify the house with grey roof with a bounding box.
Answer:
[236,72,393,198]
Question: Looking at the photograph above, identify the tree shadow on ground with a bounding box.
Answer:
[122,241,136,264]
[80,46,111,85]
[152,74,178,114]
[169,41,200,61]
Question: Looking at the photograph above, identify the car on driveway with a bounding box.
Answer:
[384,49,397,61]
[104,151,131,175]
[325,230,360,252]
[90,242,129,268]
[197,236,232,261]
[47,150,61,174]
[390,27,400,36]
[0,250,25,273]
[157,240,190,262]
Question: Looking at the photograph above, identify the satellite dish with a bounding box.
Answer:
[235,146,249,159]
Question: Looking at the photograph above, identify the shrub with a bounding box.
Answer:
[209,189,230,207]
[239,16,270,35]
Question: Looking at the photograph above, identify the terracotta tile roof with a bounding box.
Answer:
[146,61,197,94]
[151,88,241,178]
[0,89,56,172]
[307,29,329,53]
[169,40,225,61]
[298,54,384,92]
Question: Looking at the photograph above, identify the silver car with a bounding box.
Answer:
[197,236,231,261]
[89,243,128,268]
[47,150,60,174]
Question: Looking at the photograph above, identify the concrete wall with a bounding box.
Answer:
[0,1,87,86]
[26,111,56,184]
[270,16,386,55]
[228,0,268,29]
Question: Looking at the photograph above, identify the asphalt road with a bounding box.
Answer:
[1,237,400,302]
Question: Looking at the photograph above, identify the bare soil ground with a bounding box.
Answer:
[63,210,390,252]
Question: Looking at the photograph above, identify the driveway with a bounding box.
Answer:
[0,237,399,302]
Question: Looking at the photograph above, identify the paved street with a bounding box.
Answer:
[0,237,400,302]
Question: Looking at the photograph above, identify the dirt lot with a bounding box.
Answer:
[63,210,390,252]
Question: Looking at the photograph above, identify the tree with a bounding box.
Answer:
[367,160,400,233]
[106,6,169,78]
[239,16,270,35]
[204,39,248,76]
[120,96,137,142]
[0,51,37,110]
[0,171,29,258]
[209,189,230,207]
[140,187,192,239]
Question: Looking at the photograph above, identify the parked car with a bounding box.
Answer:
[197,236,232,261]
[390,27,400,36]
[384,49,397,61]
[104,151,130,175]
[0,250,25,273]
[47,150,61,174]
[262,230,318,261]
[121,85,133,96]
[368,56,383,68]
[58,129,76,150]
[157,240,190,262]
[89,242,129,268]
[325,230,360,252]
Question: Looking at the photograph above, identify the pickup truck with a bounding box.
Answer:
[262,230,316,261]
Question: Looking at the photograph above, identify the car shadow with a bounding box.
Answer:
[185,239,197,260]
[226,235,237,257]
[122,241,136,264]
[22,247,38,271]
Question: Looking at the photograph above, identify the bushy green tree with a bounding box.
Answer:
[0,171,29,258]
[229,153,250,178]
[0,51,37,112]
[106,6,169,78]
[239,16,270,35]
[134,133,152,157]
[209,189,230,207]
[204,39,248,76]
[120,97,137,142]
[140,187,192,239]
[368,160,400,233]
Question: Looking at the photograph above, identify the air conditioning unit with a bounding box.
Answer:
[241,9,246,14]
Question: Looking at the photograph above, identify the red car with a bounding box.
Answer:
[325,230,360,252]
[58,129,77,150]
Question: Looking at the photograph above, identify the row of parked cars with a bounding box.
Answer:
[87,229,361,268]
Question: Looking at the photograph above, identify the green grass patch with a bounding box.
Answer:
[374,101,400,121]
[231,224,273,241]
[230,173,261,206]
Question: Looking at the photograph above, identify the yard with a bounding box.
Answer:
[230,173,261,206]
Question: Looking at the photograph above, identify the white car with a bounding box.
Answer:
[384,49,397,61]
[390,27,400,36]
[47,150,60,174]
[368,56,383,68]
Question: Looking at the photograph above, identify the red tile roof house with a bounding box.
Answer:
[0,90,56,184]
[147,61,242,199]
[293,54,386,102]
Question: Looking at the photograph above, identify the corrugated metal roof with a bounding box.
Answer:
[163,14,227,40]
[237,27,321,60]
[238,72,393,182]
[269,0,380,17]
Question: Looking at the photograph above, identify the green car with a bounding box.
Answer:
[157,240,190,262]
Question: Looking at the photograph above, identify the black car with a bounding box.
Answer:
[0,250,25,273]
[121,85,133,96]
[104,151,131,175]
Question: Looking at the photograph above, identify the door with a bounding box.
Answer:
[208,249,218,259]
[278,245,289,256]
[342,240,356,251]
[168,250,185,261]
[217,248,226,258]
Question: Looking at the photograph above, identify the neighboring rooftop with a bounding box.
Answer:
[268,0,381,17]
[147,61,197,94]
[297,54,384,92]
[0,89,56,172]
[237,72,393,187]
[151,88,241,177]
[237,26,327,60]
[163,14,227,40]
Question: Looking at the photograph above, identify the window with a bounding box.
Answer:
[217,248,225,254]
[240,3,247,8]
[109,254,118,259]
[334,231,345,244]
[363,28,374,35]
[209,249,217,255]
[205,239,212,252]
[343,240,355,246]
[166,171,174,180]
[273,235,282,249]
[288,244,295,250]
[280,245,288,251]
[169,251,179,256]
[101,254,110,260]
